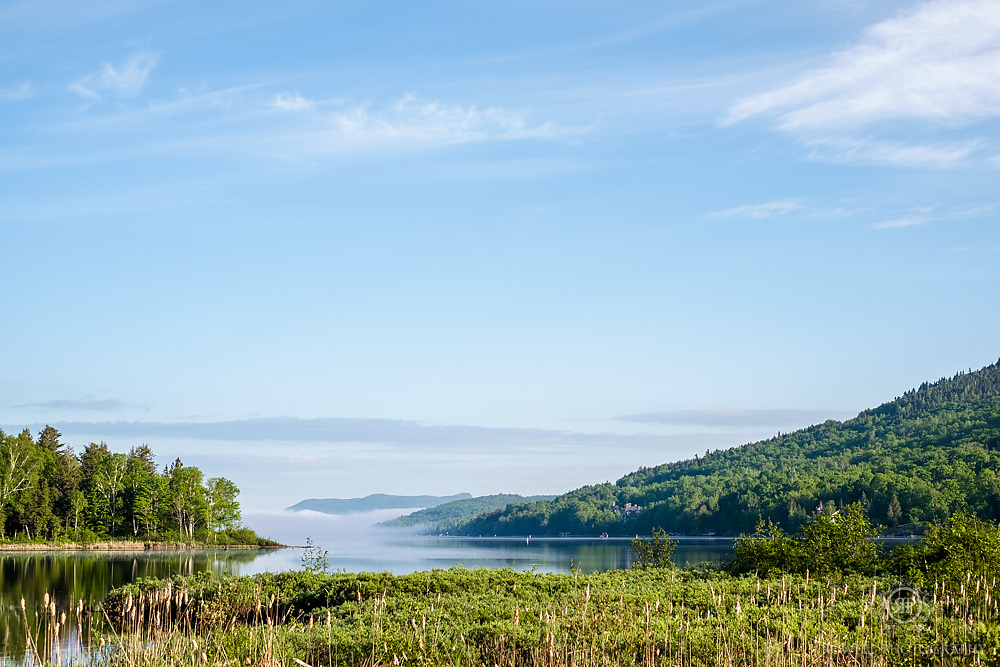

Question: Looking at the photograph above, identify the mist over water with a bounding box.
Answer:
[242,509,733,575]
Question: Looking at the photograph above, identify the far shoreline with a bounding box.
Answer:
[0,541,287,552]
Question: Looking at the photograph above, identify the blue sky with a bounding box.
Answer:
[2,0,999,512]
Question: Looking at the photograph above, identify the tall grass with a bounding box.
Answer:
[87,567,1000,667]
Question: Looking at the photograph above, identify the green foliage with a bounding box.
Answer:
[0,425,261,545]
[729,504,882,575]
[300,536,330,574]
[727,519,796,576]
[630,527,677,569]
[103,564,1000,667]
[379,493,558,533]
[454,360,1000,537]
[889,511,1000,587]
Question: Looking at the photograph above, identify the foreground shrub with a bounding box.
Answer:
[889,511,1000,587]
[729,504,882,575]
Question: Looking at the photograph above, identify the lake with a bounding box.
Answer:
[240,509,734,574]
[1,510,733,661]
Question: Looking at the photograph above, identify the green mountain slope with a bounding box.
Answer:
[378,494,557,532]
[287,493,472,514]
[453,360,1000,537]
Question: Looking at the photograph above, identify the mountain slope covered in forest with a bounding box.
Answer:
[378,494,557,533]
[452,360,1000,537]
[287,493,472,514]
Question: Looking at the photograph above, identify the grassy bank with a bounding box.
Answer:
[97,566,1000,666]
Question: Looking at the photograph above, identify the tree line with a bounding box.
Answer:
[454,359,1000,537]
[0,425,254,543]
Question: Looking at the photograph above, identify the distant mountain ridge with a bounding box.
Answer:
[378,494,558,533]
[451,359,1000,537]
[287,493,472,514]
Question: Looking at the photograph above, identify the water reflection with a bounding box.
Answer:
[0,550,267,662]
[0,523,734,660]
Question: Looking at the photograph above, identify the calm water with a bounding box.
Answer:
[1,510,733,660]
[241,509,734,574]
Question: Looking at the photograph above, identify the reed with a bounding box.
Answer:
[9,565,998,665]
[85,567,1000,667]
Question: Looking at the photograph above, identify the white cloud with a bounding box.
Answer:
[872,200,999,229]
[0,81,33,102]
[270,92,314,112]
[805,137,984,168]
[712,199,799,219]
[725,0,1000,167]
[323,94,560,145]
[727,0,1000,129]
[872,216,929,229]
[71,51,159,101]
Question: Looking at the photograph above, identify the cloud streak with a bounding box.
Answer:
[871,201,999,229]
[725,0,1000,167]
[0,81,33,102]
[712,200,799,219]
[15,416,748,451]
[71,51,159,100]
[16,398,131,411]
[617,409,852,429]
[290,93,566,149]
[726,1,1000,129]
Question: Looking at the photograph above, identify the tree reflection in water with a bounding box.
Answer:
[0,550,263,661]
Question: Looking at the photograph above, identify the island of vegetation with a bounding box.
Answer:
[0,426,275,547]
[287,492,473,514]
[378,493,558,533]
[451,359,1000,537]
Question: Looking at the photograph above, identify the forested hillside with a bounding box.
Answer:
[0,426,256,543]
[454,361,1000,537]
[379,494,557,532]
[288,493,473,514]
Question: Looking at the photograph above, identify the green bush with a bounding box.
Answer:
[891,511,1000,587]
[728,519,797,575]
[630,527,677,569]
[728,504,882,575]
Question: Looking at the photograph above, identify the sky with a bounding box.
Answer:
[2,0,999,513]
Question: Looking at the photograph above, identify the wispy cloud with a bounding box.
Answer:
[726,1,1000,129]
[872,216,929,230]
[712,199,799,219]
[0,81,33,102]
[617,409,852,429]
[805,137,984,169]
[872,201,999,229]
[18,398,128,411]
[71,51,159,101]
[725,0,1000,167]
[23,416,724,450]
[35,87,573,167]
[315,93,562,146]
[270,92,314,112]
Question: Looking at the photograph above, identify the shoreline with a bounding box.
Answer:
[0,541,287,552]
